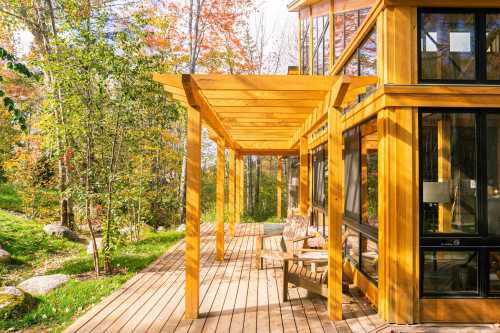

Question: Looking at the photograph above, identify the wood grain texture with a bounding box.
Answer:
[216,139,225,261]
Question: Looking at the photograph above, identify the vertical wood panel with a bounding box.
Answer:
[327,108,343,320]
[229,149,236,238]
[185,106,201,319]
[300,137,310,215]
[437,120,451,232]
[216,139,225,261]
[277,157,283,219]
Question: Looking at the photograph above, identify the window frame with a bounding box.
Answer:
[417,7,500,84]
[418,108,500,298]
[313,14,330,75]
[343,117,379,285]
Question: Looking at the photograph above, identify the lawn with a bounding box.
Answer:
[0,210,184,332]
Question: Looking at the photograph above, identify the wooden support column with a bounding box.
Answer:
[378,107,419,324]
[229,149,236,237]
[185,106,201,319]
[277,157,283,219]
[299,136,309,215]
[235,152,242,225]
[216,138,225,261]
[239,155,244,216]
[437,120,451,232]
[327,107,343,321]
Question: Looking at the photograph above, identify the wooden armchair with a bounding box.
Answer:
[255,215,312,270]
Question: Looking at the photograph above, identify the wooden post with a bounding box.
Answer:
[236,153,242,225]
[277,157,283,220]
[229,149,236,237]
[239,155,244,216]
[185,106,201,319]
[216,138,225,261]
[437,120,451,232]
[300,137,309,215]
[327,107,343,321]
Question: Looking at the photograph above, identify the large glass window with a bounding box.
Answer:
[423,251,478,295]
[334,8,371,62]
[301,18,310,74]
[312,143,327,209]
[419,9,500,82]
[313,15,330,75]
[343,118,379,283]
[421,113,477,234]
[420,109,500,298]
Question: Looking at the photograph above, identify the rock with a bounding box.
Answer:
[0,247,10,263]
[176,224,186,232]
[17,274,69,296]
[86,238,103,254]
[0,286,36,319]
[157,226,165,232]
[119,226,132,236]
[43,224,79,241]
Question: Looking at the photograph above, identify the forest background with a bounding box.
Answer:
[0,0,299,276]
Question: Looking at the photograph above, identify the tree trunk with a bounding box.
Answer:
[255,157,261,210]
[86,133,100,277]
[246,156,253,215]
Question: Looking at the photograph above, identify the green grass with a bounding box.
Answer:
[0,210,184,332]
[0,183,23,212]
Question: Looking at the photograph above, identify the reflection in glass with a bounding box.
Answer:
[361,237,378,281]
[359,29,377,76]
[344,128,360,220]
[487,114,500,235]
[301,18,310,74]
[345,228,359,263]
[345,11,358,48]
[313,15,330,75]
[487,14,500,80]
[423,251,478,294]
[334,14,344,61]
[490,252,500,292]
[420,13,476,80]
[421,113,477,234]
[361,119,378,228]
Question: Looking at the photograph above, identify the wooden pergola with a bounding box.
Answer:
[153,73,377,321]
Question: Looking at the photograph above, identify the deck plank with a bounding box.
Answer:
[66,222,406,333]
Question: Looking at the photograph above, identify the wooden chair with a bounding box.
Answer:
[255,215,312,270]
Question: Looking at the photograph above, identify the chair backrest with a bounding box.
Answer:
[281,215,309,254]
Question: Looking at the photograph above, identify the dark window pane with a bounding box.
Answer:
[359,29,377,76]
[490,252,500,293]
[421,113,477,234]
[344,128,360,220]
[361,236,378,281]
[334,14,345,61]
[423,251,478,294]
[486,14,500,80]
[345,228,359,263]
[361,119,378,228]
[487,114,500,235]
[420,13,476,80]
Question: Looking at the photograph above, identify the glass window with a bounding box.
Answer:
[361,237,378,281]
[334,14,345,61]
[301,18,310,74]
[421,113,477,234]
[359,29,377,76]
[313,15,330,75]
[361,120,378,228]
[420,13,476,80]
[486,14,500,80]
[344,127,360,220]
[487,114,500,235]
[344,227,360,264]
[490,251,500,293]
[344,11,358,48]
[423,251,478,294]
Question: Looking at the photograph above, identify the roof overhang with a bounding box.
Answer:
[287,0,324,12]
[153,73,378,155]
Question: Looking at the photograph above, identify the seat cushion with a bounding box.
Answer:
[262,223,285,237]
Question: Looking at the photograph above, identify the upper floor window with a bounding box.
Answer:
[334,8,371,62]
[343,28,377,76]
[301,18,310,74]
[419,8,500,83]
[313,15,330,75]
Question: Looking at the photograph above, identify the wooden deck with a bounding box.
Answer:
[64,223,500,333]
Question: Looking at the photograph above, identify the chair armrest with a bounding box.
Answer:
[292,235,315,243]
[294,248,328,253]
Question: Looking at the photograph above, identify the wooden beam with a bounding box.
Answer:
[437,120,451,232]
[277,157,283,219]
[228,149,236,238]
[209,99,321,107]
[327,107,343,321]
[239,149,299,156]
[299,136,309,215]
[235,152,242,225]
[191,74,336,91]
[202,90,327,100]
[385,0,500,7]
[185,106,201,319]
[214,106,314,114]
[216,138,225,261]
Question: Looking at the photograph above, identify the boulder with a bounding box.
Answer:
[0,286,36,319]
[43,224,79,241]
[17,274,70,296]
[86,237,103,254]
[157,226,165,232]
[0,247,10,263]
[176,224,186,232]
